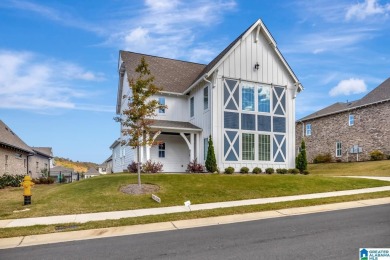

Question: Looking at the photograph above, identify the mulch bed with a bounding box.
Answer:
[120,184,160,195]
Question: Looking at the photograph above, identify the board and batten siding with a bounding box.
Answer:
[213,28,296,170]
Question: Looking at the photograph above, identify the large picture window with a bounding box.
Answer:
[258,86,270,113]
[242,85,254,111]
[242,133,255,160]
[258,134,271,161]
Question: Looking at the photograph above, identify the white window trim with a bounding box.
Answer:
[348,114,354,126]
[306,124,312,136]
[336,142,342,157]
[203,86,209,111]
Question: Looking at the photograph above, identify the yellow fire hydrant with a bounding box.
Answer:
[21,175,34,205]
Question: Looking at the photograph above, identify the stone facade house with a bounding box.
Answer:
[296,78,390,162]
[0,120,53,178]
[113,19,303,172]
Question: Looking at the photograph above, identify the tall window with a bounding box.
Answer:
[190,97,194,117]
[306,124,312,136]
[336,142,342,157]
[158,97,165,114]
[258,134,271,161]
[242,133,255,160]
[242,85,254,111]
[204,137,209,160]
[203,86,209,110]
[158,143,165,158]
[258,86,270,112]
[349,114,354,126]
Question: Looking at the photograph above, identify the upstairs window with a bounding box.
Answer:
[190,97,194,117]
[203,86,209,110]
[242,85,254,111]
[158,97,165,114]
[306,124,312,136]
[258,86,270,113]
[349,114,354,126]
[158,143,165,158]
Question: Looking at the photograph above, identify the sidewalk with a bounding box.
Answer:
[1,176,390,228]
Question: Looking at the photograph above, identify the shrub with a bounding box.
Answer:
[287,168,299,174]
[0,174,24,188]
[128,161,142,173]
[302,170,310,175]
[296,140,308,173]
[224,167,235,174]
[252,167,262,174]
[143,160,163,173]
[186,159,205,173]
[240,167,249,174]
[34,176,55,185]
[370,150,384,161]
[313,153,332,163]
[205,136,218,173]
[265,168,274,174]
[276,168,288,174]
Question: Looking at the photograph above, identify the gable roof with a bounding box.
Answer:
[32,147,53,158]
[51,165,73,173]
[85,167,99,175]
[299,77,390,121]
[0,120,34,154]
[118,19,303,114]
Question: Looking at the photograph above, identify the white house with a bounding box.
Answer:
[112,19,303,173]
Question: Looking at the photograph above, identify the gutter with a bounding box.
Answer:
[184,74,209,95]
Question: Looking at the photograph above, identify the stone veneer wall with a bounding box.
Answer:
[0,147,29,176]
[296,101,390,163]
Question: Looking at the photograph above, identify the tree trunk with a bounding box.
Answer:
[137,145,141,187]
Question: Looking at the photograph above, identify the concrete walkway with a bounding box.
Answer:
[1,176,389,229]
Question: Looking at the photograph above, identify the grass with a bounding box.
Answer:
[1,190,389,239]
[309,160,390,176]
[1,173,389,219]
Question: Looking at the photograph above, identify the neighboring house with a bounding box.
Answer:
[98,155,112,174]
[50,165,75,182]
[0,120,53,178]
[113,19,303,172]
[296,78,390,162]
[84,167,100,178]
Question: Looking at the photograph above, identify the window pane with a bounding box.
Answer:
[204,87,208,110]
[158,143,165,158]
[258,86,270,112]
[349,115,354,126]
[241,113,256,130]
[224,112,239,129]
[190,97,194,117]
[158,97,165,113]
[306,124,311,136]
[258,134,270,161]
[242,85,254,111]
[242,133,254,160]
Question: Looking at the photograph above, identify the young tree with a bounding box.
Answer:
[296,140,308,173]
[205,135,218,173]
[115,57,166,187]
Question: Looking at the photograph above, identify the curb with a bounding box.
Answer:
[1,197,389,250]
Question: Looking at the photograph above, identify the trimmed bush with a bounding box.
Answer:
[302,170,310,175]
[240,167,249,174]
[186,159,205,173]
[287,168,299,174]
[224,167,235,174]
[252,167,262,174]
[296,140,308,173]
[0,174,24,189]
[313,153,332,163]
[143,160,164,173]
[128,161,142,173]
[276,168,288,174]
[205,135,218,173]
[265,168,274,174]
[370,150,384,161]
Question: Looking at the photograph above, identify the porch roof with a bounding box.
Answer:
[150,120,202,132]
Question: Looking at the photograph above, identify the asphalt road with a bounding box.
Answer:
[1,204,389,260]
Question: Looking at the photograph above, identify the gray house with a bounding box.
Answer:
[296,78,390,162]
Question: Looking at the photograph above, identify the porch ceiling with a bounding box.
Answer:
[150,119,202,133]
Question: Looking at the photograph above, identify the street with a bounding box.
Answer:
[1,204,389,259]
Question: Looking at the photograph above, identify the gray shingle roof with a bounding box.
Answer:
[85,167,99,175]
[51,166,73,173]
[120,51,206,94]
[0,120,34,153]
[299,77,390,121]
[151,120,202,131]
[32,147,53,158]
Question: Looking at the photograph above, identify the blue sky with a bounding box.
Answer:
[1,0,389,163]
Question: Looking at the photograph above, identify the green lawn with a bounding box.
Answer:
[1,173,389,219]
[309,160,390,176]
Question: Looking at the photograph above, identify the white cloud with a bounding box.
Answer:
[0,50,109,111]
[329,78,367,96]
[346,0,390,21]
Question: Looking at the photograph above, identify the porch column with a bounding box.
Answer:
[190,133,194,161]
[195,133,200,161]
[146,133,150,161]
